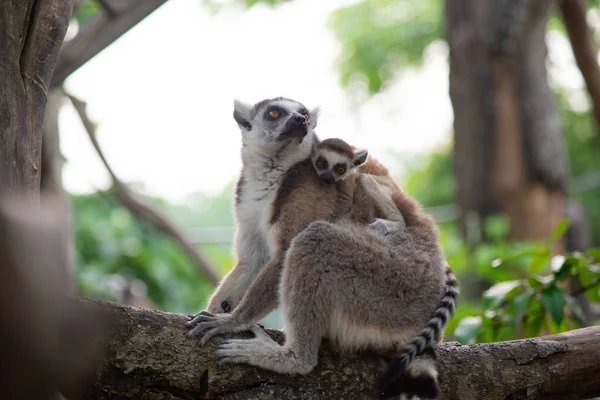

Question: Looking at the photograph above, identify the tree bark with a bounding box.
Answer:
[80,299,600,400]
[41,88,76,294]
[0,0,74,200]
[446,0,567,251]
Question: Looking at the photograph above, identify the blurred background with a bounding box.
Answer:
[49,0,600,342]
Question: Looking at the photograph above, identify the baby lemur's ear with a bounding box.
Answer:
[308,107,320,129]
[352,149,368,166]
[233,99,253,131]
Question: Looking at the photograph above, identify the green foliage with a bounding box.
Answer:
[200,0,291,14]
[73,190,235,313]
[328,0,442,94]
[73,0,101,25]
[452,219,600,344]
[401,142,455,208]
[243,0,291,6]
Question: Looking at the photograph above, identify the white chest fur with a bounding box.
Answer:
[235,133,317,261]
[235,169,284,258]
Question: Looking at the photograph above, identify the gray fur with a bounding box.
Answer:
[369,218,406,236]
[353,148,369,166]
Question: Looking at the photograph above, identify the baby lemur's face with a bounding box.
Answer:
[312,138,368,184]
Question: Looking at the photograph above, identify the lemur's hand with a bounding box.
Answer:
[185,310,250,346]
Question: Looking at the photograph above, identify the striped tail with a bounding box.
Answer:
[375,265,459,399]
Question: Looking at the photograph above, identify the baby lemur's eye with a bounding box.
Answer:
[316,160,324,169]
[336,166,347,175]
[268,109,280,119]
[303,113,310,122]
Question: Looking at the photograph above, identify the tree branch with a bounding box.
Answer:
[560,0,600,140]
[51,0,167,87]
[81,298,600,399]
[66,93,221,286]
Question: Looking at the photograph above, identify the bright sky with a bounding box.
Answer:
[59,0,584,204]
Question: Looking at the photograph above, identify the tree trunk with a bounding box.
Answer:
[0,0,74,200]
[41,88,76,294]
[446,0,567,252]
[76,299,600,400]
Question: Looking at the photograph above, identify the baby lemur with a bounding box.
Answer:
[312,138,406,235]
[185,97,458,400]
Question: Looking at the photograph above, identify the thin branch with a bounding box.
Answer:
[66,93,220,286]
[560,0,600,141]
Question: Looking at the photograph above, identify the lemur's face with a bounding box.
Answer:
[312,145,369,184]
[313,150,353,184]
[233,97,319,146]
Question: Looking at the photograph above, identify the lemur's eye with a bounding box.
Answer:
[268,110,280,119]
[336,166,347,175]
[303,114,310,122]
[316,160,324,169]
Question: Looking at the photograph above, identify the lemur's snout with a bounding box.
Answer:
[279,113,308,140]
[292,114,306,124]
[319,172,335,184]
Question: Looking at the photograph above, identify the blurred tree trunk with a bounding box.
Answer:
[446,0,567,253]
[41,89,76,294]
[0,1,74,201]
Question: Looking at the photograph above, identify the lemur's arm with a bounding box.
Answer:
[205,223,270,314]
[229,252,284,325]
[185,251,284,344]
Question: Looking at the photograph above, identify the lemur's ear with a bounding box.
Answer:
[308,107,320,129]
[353,149,368,166]
[233,99,253,131]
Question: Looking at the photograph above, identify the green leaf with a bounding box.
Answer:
[552,255,574,282]
[578,263,597,288]
[483,215,509,241]
[483,280,521,309]
[550,218,571,242]
[512,291,534,324]
[585,248,600,263]
[525,299,546,337]
[564,295,586,325]
[503,247,547,262]
[529,249,552,273]
[540,285,566,326]
[527,275,552,289]
[454,316,483,344]
[585,285,600,303]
